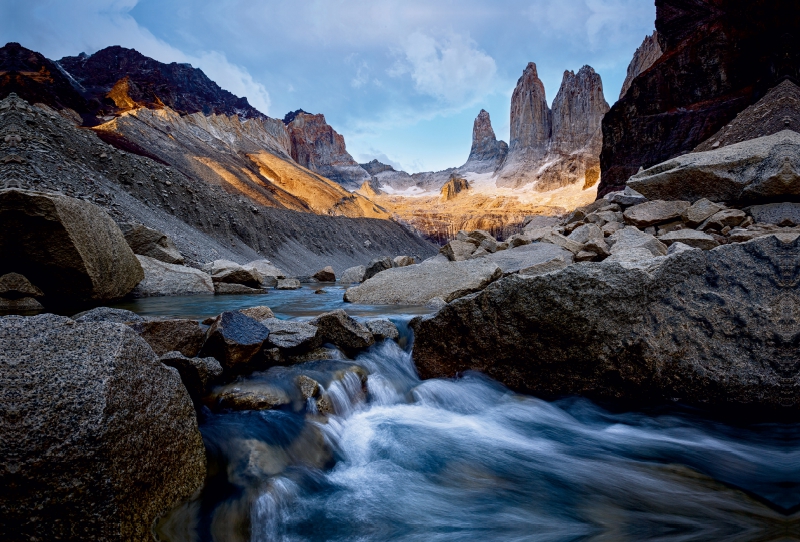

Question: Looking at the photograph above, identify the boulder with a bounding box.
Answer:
[312,309,375,354]
[604,247,660,265]
[344,260,503,305]
[749,202,800,226]
[682,199,724,228]
[199,311,270,374]
[464,230,498,253]
[0,272,43,298]
[244,259,286,286]
[72,307,143,324]
[340,265,366,284]
[239,306,275,320]
[393,256,416,268]
[627,131,800,203]
[360,257,390,281]
[214,283,266,295]
[658,229,720,250]
[441,240,479,261]
[160,351,223,401]
[622,200,690,228]
[276,278,301,290]
[209,380,291,411]
[603,186,647,206]
[132,255,214,297]
[411,234,800,409]
[0,296,43,311]
[210,260,261,287]
[485,243,574,276]
[567,223,604,245]
[0,314,205,540]
[608,227,668,257]
[700,209,747,231]
[128,319,206,357]
[261,318,320,352]
[313,266,336,282]
[118,223,184,265]
[538,231,584,254]
[0,188,143,304]
[366,319,400,341]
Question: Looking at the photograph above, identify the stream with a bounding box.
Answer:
[120,288,800,542]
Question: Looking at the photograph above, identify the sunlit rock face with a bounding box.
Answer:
[284,110,371,190]
[618,31,662,100]
[599,0,800,197]
[496,64,609,191]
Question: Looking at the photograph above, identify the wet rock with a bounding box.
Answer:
[340,265,366,283]
[486,243,574,276]
[682,199,724,228]
[623,200,690,228]
[0,188,143,304]
[214,283,267,295]
[366,319,400,341]
[749,202,800,226]
[364,256,393,280]
[0,314,205,540]
[119,222,184,265]
[312,309,374,354]
[658,229,720,250]
[72,306,144,324]
[238,306,275,320]
[132,255,214,297]
[261,318,320,352]
[128,319,206,357]
[393,255,416,268]
[313,266,336,282]
[200,311,270,374]
[160,351,223,400]
[210,380,291,411]
[440,240,478,262]
[344,260,502,305]
[412,235,800,409]
[608,227,668,257]
[276,278,301,290]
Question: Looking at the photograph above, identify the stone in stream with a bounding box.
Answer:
[364,256,393,280]
[132,255,215,297]
[261,318,320,352]
[200,311,270,374]
[128,318,207,357]
[312,309,375,354]
[313,266,336,282]
[0,314,205,541]
[119,222,184,265]
[276,278,301,290]
[0,188,144,305]
[411,234,800,410]
[344,259,502,305]
[209,380,291,411]
[340,265,366,284]
[210,260,262,287]
[239,305,275,320]
[366,319,400,341]
[214,283,267,295]
[160,351,223,401]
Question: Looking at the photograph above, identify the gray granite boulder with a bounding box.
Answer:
[119,223,184,265]
[312,309,375,354]
[276,278,301,290]
[199,311,270,374]
[658,229,720,250]
[366,319,400,341]
[128,319,207,357]
[749,202,800,226]
[344,259,502,305]
[72,306,143,324]
[412,234,800,410]
[132,255,214,297]
[261,318,320,352]
[0,314,205,540]
[340,265,366,284]
[364,256,393,280]
[160,351,223,401]
[608,227,668,257]
[486,243,574,276]
[0,188,143,305]
[623,200,690,228]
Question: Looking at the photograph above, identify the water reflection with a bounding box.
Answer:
[160,335,800,542]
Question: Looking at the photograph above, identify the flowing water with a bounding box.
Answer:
[143,292,800,542]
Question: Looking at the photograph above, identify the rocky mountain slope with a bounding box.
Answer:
[283,110,371,190]
[496,63,609,191]
[618,32,662,100]
[598,0,800,197]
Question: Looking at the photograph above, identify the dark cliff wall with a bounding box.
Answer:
[598,0,800,197]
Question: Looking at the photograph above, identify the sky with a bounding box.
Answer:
[2,0,655,173]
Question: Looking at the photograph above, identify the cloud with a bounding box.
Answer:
[389,31,497,106]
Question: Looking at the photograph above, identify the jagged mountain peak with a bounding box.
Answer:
[283,109,312,125]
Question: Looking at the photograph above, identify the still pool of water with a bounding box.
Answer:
[119,297,800,542]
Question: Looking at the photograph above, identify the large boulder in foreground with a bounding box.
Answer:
[0,314,205,540]
[0,189,143,305]
[627,130,800,203]
[132,255,214,297]
[412,234,800,410]
[344,259,502,305]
